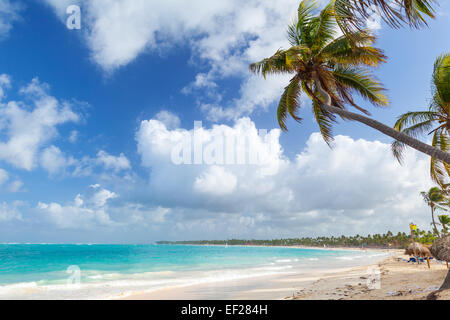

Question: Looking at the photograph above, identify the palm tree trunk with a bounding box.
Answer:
[431,206,441,238]
[313,77,450,164]
[440,269,450,290]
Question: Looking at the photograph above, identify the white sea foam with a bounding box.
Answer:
[275,259,292,263]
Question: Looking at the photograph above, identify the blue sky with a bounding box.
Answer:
[0,0,449,243]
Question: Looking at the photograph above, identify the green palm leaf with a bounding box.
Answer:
[332,66,388,106]
[392,111,436,163]
[277,87,289,132]
[393,111,437,132]
[297,0,317,47]
[309,2,336,51]
[334,0,436,37]
[312,99,335,146]
[249,49,294,79]
[403,0,436,27]
[286,77,302,123]
[320,32,386,66]
[433,53,450,110]
[431,129,450,186]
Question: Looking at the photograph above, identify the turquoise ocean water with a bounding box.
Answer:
[0,244,388,299]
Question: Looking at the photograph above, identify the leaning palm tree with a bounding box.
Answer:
[392,54,450,186]
[250,0,450,163]
[334,0,436,37]
[421,187,448,237]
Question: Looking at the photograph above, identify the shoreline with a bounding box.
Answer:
[121,250,397,300]
[122,250,450,300]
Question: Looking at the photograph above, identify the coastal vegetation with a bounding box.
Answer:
[157,229,437,248]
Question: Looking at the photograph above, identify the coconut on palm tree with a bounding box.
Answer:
[250,0,450,163]
[334,0,436,37]
[421,187,448,237]
[393,54,450,186]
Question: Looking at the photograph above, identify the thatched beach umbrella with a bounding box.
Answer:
[405,242,433,268]
[405,242,432,258]
[431,235,450,290]
[405,243,416,256]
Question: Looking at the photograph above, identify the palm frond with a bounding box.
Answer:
[319,31,386,67]
[297,0,318,47]
[249,49,294,79]
[277,86,290,132]
[330,46,386,67]
[392,119,435,163]
[312,99,335,146]
[322,31,377,51]
[309,2,336,51]
[335,83,371,115]
[402,0,436,28]
[287,22,301,46]
[432,53,450,110]
[392,111,436,163]
[332,66,388,107]
[392,140,407,164]
[393,111,436,132]
[286,77,302,123]
[431,129,450,186]
[277,78,303,131]
[334,0,436,38]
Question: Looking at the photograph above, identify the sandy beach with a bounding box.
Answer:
[122,249,450,300]
[289,252,450,300]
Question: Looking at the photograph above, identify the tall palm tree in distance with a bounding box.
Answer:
[250,0,450,163]
[438,214,450,234]
[421,187,448,237]
[393,54,450,187]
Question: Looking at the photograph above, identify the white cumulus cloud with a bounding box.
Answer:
[0,77,79,171]
[95,151,131,173]
[194,166,238,195]
[132,116,432,239]
[38,186,117,229]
